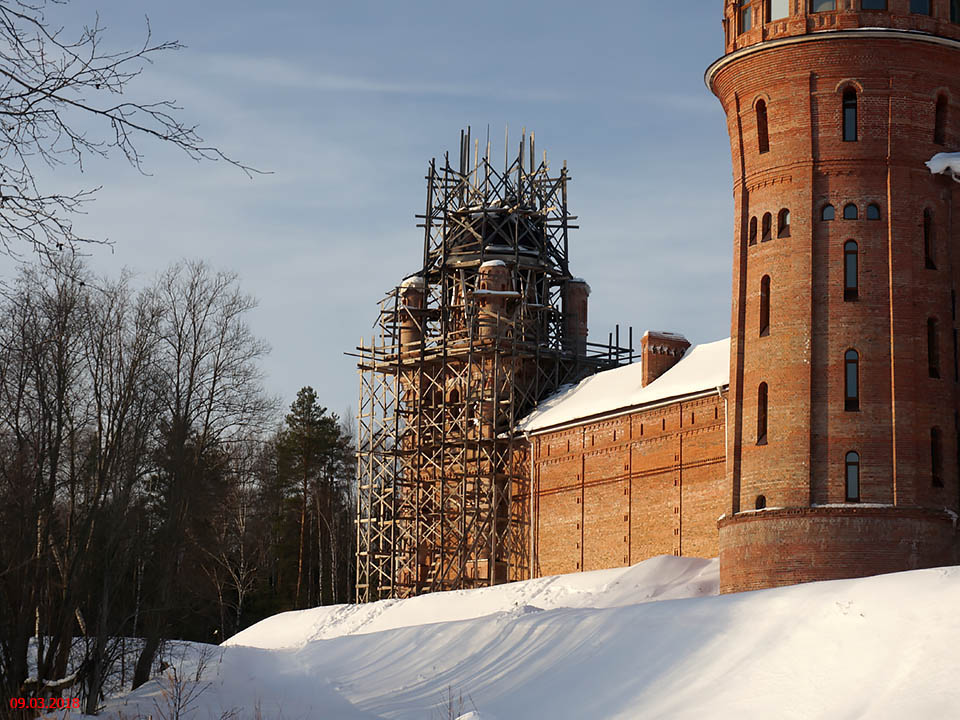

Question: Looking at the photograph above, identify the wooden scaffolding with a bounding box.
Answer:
[355,129,631,601]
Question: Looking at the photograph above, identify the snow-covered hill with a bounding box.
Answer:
[79,556,960,719]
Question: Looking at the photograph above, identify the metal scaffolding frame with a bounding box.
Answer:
[355,129,632,601]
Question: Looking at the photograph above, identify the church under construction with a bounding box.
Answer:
[356,0,960,601]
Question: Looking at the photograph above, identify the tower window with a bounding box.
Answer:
[756,100,770,154]
[924,209,936,269]
[843,203,858,220]
[767,0,789,19]
[755,494,767,510]
[845,349,859,411]
[741,0,753,32]
[911,0,931,13]
[757,382,768,445]
[813,0,836,10]
[777,209,791,237]
[845,451,860,502]
[843,89,858,142]
[928,317,941,378]
[844,240,858,301]
[931,427,944,487]
[822,204,836,221]
[934,95,948,146]
[761,212,772,241]
[861,0,886,8]
[760,275,771,337]
[866,203,881,220]
[749,216,758,246]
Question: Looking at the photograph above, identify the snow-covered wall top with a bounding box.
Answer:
[518,338,730,434]
[926,152,960,183]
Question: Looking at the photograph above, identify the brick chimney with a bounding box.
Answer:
[640,331,690,387]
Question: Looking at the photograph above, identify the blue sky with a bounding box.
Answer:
[14,1,735,419]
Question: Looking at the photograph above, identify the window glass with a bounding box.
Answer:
[843,204,858,220]
[929,318,941,378]
[749,217,758,245]
[934,96,947,146]
[760,275,771,337]
[778,209,791,237]
[844,241,858,301]
[742,0,753,32]
[911,0,931,13]
[843,90,858,142]
[866,204,881,220]
[822,204,835,221]
[924,209,936,269]
[768,0,789,19]
[953,0,960,23]
[845,349,859,411]
[845,452,860,502]
[861,0,886,8]
[813,0,836,10]
[762,212,772,241]
[757,100,770,153]
[757,383,768,444]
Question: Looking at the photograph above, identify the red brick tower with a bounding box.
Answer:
[708,0,960,593]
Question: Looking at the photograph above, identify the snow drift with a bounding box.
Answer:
[69,555,960,719]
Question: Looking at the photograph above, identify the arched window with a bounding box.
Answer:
[928,317,941,378]
[924,209,936,269]
[749,216,758,245]
[931,427,944,487]
[762,212,772,241]
[845,451,860,502]
[777,209,791,237]
[760,275,771,336]
[448,388,460,405]
[911,0,931,14]
[757,382,768,445]
[755,494,767,510]
[844,241,858,301]
[934,95,948,146]
[756,99,770,153]
[822,204,836,221]
[767,0,789,19]
[843,203,858,220]
[813,0,836,9]
[843,88,858,142]
[741,0,753,32]
[866,203,881,220]
[845,349,859,411]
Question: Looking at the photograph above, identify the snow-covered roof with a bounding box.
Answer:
[926,152,960,183]
[517,338,730,434]
[399,275,425,289]
[479,259,508,269]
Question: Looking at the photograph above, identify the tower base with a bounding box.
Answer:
[718,506,957,594]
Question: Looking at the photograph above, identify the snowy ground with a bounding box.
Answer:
[56,555,960,719]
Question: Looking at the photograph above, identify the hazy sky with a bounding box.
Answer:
[8,1,735,419]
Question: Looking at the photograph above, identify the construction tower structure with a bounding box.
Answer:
[355,129,632,601]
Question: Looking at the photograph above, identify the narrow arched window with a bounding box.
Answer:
[741,0,753,32]
[755,494,767,510]
[761,212,772,241]
[756,100,770,153]
[843,89,858,142]
[760,275,771,336]
[845,451,860,502]
[749,216,758,245]
[931,427,944,487]
[844,241,858,301]
[845,349,859,411]
[911,0,931,14]
[757,382,768,445]
[843,203,858,220]
[822,204,836,221]
[767,0,789,19]
[928,317,941,378]
[866,203,881,220]
[934,95,948,146]
[777,209,791,237]
[924,209,936,269]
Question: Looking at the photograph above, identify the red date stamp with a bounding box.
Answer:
[8,697,80,710]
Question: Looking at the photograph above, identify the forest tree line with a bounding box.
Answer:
[0,259,356,716]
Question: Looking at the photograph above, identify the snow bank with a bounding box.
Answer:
[926,152,960,182]
[79,556,960,720]
[518,338,729,433]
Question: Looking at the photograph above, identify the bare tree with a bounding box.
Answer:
[0,0,255,258]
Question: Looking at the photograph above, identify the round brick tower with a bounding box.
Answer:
[707,0,960,593]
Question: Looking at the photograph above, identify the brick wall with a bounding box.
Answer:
[530,392,727,577]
